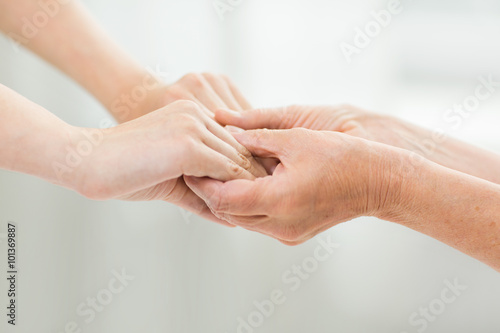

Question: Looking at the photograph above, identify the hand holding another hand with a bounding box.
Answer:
[70,100,266,225]
[215,104,500,184]
[185,128,406,244]
[125,73,252,123]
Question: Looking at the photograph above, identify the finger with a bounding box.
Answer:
[215,106,289,129]
[202,117,268,177]
[256,157,280,175]
[201,130,258,178]
[231,129,288,159]
[221,75,252,110]
[188,95,215,118]
[162,86,214,118]
[202,73,243,111]
[219,215,301,245]
[164,177,235,227]
[225,125,245,134]
[184,176,273,215]
[183,146,255,181]
[179,73,228,112]
[219,213,270,227]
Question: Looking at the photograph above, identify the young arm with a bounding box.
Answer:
[0,83,264,223]
[0,0,252,123]
[0,0,153,122]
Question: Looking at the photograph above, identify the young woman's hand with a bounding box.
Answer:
[119,73,252,123]
[68,100,266,224]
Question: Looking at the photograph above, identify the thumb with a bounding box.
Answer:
[232,129,288,159]
[215,106,290,130]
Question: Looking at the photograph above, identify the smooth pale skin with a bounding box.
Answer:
[0,86,262,225]
[185,105,500,271]
[0,0,266,223]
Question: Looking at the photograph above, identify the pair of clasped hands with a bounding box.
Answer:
[78,73,429,245]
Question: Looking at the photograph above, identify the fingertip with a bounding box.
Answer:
[215,108,241,124]
[231,129,257,146]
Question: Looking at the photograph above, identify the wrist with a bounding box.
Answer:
[53,125,108,197]
[370,146,424,223]
[106,71,167,123]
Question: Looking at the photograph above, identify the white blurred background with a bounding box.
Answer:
[1,0,500,332]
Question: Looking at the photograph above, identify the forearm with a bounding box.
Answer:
[0,84,81,188]
[385,115,500,184]
[0,0,159,122]
[427,134,500,185]
[383,154,500,271]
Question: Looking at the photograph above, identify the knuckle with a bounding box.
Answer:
[278,239,301,246]
[181,72,205,88]
[181,119,204,137]
[227,159,245,178]
[220,74,231,82]
[172,99,201,113]
[240,147,253,159]
[220,74,235,86]
[338,103,354,110]
[164,85,190,102]
[276,225,303,243]
[201,72,217,81]
[237,153,252,170]
[208,188,227,213]
[254,128,269,139]
[169,114,204,139]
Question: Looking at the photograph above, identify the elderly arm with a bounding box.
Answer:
[186,129,500,272]
[215,105,500,184]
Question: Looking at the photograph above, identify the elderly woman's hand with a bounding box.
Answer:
[185,127,500,272]
[215,104,500,184]
[185,128,406,244]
